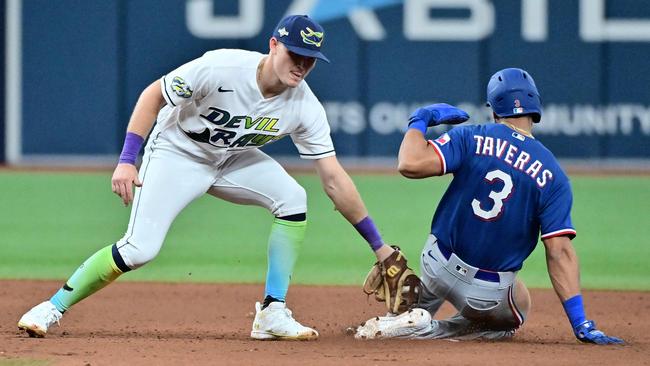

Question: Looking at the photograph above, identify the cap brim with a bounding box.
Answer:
[284,43,330,63]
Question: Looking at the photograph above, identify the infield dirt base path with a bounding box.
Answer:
[1,280,647,366]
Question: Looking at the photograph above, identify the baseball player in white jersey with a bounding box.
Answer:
[18,15,398,341]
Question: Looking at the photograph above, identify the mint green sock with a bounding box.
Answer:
[50,245,125,312]
[264,218,307,301]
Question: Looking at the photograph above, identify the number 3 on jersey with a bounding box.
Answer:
[471,169,513,220]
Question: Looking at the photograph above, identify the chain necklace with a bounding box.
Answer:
[257,57,266,83]
[501,121,534,138]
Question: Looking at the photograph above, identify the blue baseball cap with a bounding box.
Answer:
[273,15,330,63]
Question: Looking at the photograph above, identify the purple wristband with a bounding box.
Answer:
[118,132,144,164]
[353,216,384,251]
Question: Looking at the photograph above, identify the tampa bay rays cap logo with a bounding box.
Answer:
[300,27,323,47]
[272,14,330,63]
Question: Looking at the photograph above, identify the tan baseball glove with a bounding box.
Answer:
[363,246,421,314]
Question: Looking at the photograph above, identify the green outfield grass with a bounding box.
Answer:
[0,171,648,290]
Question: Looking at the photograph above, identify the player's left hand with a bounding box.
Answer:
[363,246,421,314]
[573,320,624,345]
[408,103,469,128]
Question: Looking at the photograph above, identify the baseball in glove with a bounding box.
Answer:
[363,246,421,314]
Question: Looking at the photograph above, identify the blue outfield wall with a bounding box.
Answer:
[13,0,650,161]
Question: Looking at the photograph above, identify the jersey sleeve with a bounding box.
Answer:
[427,126,473,174]
[290,105,336,160]
[539,179,577,240]
[161,53,215,108]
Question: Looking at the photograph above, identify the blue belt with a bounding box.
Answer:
[437,244,501,283]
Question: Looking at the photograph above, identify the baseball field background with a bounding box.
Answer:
[2,0,650,364]
[1,169,649,365]
[1,170,648,290]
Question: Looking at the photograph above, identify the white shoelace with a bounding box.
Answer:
[279,307,304,327]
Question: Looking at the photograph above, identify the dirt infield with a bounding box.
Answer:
[1,280,647,366]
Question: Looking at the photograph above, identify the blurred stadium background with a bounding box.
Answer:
[0,1,648,289]
[2,0,650,168]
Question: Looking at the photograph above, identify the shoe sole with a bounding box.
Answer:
[251,330,318,341]
[17,322,46,338]
[355,309,431,339]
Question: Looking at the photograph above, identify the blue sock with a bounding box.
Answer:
[264,217,306,302]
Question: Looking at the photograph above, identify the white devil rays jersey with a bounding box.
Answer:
[157,49,335,161]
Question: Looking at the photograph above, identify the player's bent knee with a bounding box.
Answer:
[273,184,307,216]
[115,240,162,269]
[288,184,307,205]
[513,278,531,320]
[111,244,132,273]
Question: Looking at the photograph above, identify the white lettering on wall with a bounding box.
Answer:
[186,0,650,42]
[186,0,263,39]
[324,102,366,134]
[522,0,548,41]
[580,0,650,42]
[324,102,650,136]
[404,0,494,41]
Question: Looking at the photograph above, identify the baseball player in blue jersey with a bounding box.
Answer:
[356,68,623,344]
[17,15,401,341]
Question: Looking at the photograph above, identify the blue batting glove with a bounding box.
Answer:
[408,103,469,133]
[574,320,624,345]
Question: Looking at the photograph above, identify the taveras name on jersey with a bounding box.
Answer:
[429,123,576,272]
[472,134,553,188]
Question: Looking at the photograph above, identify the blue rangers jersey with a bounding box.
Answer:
[429,123,576,272]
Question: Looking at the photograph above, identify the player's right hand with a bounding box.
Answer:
[111,163,143,206]
[408,103,469,128]
[573,320,624,345]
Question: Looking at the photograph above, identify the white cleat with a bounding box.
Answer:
[17,301,63,338]
[251,301,319,341]
[355,308,432,340]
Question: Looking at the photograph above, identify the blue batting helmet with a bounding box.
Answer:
[486,68,542,123]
